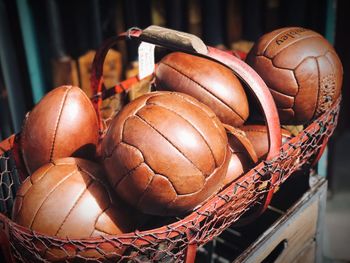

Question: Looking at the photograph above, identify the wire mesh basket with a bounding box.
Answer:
[0,26,341,262]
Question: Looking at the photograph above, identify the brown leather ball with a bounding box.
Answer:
[12,157,137,239]
[102,91,230,216]
[155,52,249,127]
[223,125,258,186]
[240,125,292,161]
[21,86,99,175]
[246,27,343,124]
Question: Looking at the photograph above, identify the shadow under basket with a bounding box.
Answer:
[0,97,340,262]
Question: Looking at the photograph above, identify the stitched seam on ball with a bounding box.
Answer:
[136,173,187,213]
[263,50,330,115]
[169,92,227,157]
[91,228,111,236]
[160,62,246,122]
[49,86,72,161]
[55,177,94,237]
[155,173,181,195]
[29,168,78,229]
[146,102,218,168]
[256,55,298,100]
[77,164,117,206]
[16,179,32,197]
[171,92,214,117]
[102,142,120,160]
[294,52,331,74]
[103,141,149,195]
[269,87,295,101]
[103,141,146,189]
[135,114,205,176]
[164,165,223,212]
[325,50,343,72]
[104,98,150,158]
[29,164,53,185]
[103,139,145,161]
[266,35,323,59]
[259,51,321,73]
[90,203,111,236]
[294,54,320,71]
[261,27,299,55]
[256,54,293,71]
[77,87,99,130]
[136,174,156,210]
[114,161,145,190]
[294,51,335,117]
[324,50,336,69]
[313,58,322,120]
[77,165,99,184]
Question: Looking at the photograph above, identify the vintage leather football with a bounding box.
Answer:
[240,125,292,161]
[246,27,343,124]
[223,125,258,186]
[12,157,137,239]
[21,86,99,175]
[102,91,230,216]
[155,52,249,127]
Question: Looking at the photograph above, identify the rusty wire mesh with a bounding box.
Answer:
[0,97,340,262]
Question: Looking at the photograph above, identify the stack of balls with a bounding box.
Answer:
[12,26,342,260]
[15,86,140,241]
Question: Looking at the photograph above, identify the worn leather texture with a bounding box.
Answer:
[21,86,99,175]
[246,27,343,124]
[12,158,137,238]
[102,91,230,216]
[241,125,292,161]
[223,125,258,186]
[155,52,249,127]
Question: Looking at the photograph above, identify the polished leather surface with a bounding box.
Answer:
[223,125,258,186]
[241,125,292,161]
[12,157,137,238]
[102,91,230,216]
[155,52,249,127]
[21,86,99,175]
[247,27,343,124]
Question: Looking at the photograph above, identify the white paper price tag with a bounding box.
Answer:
[138,42,155,79]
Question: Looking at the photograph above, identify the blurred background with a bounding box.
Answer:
[0,0,349,261]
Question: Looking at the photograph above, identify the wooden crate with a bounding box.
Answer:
[196,171,327,263]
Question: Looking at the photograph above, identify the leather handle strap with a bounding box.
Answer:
[140,25,208,54]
